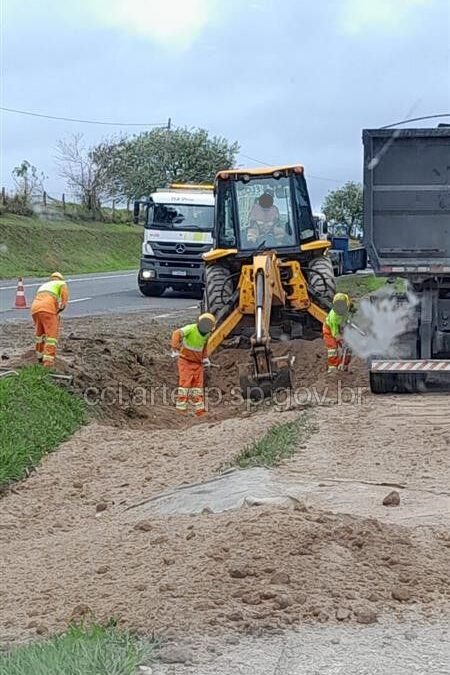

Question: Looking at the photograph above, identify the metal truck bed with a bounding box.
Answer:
[363,127,450,393]
[363,128,450,274]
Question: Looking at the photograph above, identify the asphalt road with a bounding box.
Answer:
[0,271,199,321]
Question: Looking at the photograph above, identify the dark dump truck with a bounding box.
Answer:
[363,127,450,393]
[329,234,367,276]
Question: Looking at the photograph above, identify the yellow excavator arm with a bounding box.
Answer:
[206,253,327,396]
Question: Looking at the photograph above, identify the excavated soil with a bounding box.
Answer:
[1,314,369,428]
[1,314,449,647]
[1,502,449,644]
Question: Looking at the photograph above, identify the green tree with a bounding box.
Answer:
[12,160,46,204]
[322,181,363,237]
[92,127,239,202]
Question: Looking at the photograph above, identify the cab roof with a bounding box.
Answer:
[216,164,304,179]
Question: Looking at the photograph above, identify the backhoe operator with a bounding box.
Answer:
[246,192,287,247]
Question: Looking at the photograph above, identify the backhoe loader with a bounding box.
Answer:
[202,165,336,397]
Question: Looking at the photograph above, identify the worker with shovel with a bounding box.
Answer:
[171,313,216,416]
[323,292,354,373]
[31,272,69,368]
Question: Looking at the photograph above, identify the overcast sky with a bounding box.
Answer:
[1,0,449,209]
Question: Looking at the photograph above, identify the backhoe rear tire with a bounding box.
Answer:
[308,256,336,307]
[203,263,234,316]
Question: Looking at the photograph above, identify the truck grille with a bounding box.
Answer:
[151,241,211,257]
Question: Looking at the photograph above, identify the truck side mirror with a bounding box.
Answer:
[133,201,140,224]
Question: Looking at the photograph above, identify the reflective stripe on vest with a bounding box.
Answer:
[181,324,209,352]
[36,279,66,300]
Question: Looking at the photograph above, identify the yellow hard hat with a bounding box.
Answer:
[198,312,216,334]
[50,272,64,281]
[332,292,350,316]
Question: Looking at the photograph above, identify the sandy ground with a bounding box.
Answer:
[149,620,450,674]
[1,314,449,672]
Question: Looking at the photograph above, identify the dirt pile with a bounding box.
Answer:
[1,504,449,644]
[0,357,448,645]
[5,314,369,428]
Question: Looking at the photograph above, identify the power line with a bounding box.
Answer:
[239,153,268,166]
[381,113,450,129]
[0,106,168,127]
[239,153,341,184]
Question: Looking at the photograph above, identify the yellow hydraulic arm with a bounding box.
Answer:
[207,253,327,357]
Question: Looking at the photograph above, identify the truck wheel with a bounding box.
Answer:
[203,263,233,316]
[370,372,397,394]
[139,282,165,297]
[308,256,336,306]
[370,371,420,394]
[191,287,204,300]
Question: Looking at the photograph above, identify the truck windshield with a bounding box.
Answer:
[235,177,296,249]
[147,203,214,231]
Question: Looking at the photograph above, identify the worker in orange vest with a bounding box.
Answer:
[31,272,69,368]
[171,313,216,416]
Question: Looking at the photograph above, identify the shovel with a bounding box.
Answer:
[338,345,349,372]
[347,320,366,337]
[204,361,221,370]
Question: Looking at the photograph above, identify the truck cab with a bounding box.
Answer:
[137,184,214,298]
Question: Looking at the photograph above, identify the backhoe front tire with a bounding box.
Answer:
[308,256,336,307]
[203,263,234,316]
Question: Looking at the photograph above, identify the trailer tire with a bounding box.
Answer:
[203,263,234,316]
[370,372,396,394]
[308,256,336,306]
[370,371,420,394]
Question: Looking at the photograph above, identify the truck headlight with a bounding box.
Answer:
[142,270,155,279]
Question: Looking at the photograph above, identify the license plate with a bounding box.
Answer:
[172,270,187,277]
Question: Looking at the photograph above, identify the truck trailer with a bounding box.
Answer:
[363,127,450,393]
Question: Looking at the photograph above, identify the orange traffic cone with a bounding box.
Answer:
[13,277,29,309]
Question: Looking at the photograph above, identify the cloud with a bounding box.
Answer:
[87,0,217,48]
[340,0,432,34]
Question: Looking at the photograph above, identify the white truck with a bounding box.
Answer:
[135,184,215,298]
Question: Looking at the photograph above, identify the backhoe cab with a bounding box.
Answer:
[202,165,336,397]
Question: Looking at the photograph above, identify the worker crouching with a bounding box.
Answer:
[171,313,216,416]
[31,272,69,368]
[323,292,353,373]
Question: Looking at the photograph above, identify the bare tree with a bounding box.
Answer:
[56,134,107,215]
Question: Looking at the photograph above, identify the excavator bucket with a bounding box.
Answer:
[238,346,295,399]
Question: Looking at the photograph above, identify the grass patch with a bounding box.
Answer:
[336,274,405,301]
[0,367,87,488]
[0,623,153,675]
[228,414,317,469]
[0,214,142,278]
